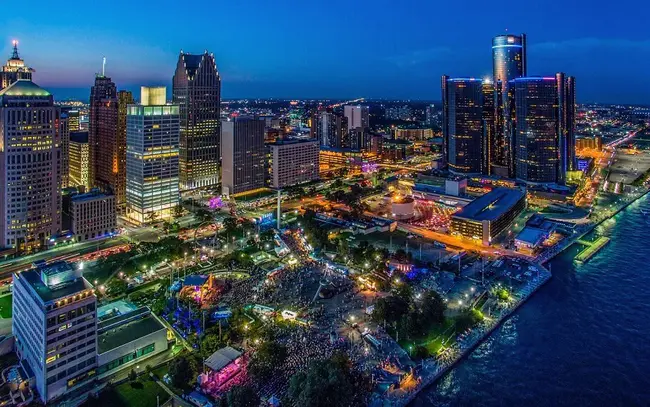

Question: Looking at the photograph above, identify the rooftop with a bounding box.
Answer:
[70,189,114,203]
[453,187,525,222]
[205,346,242,372]
[0,79,50,97]
[97,314,165,354]
[515,227,546,246]
[268,138,318,146]
[20,267,92,304]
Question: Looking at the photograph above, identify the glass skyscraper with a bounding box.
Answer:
[509,74,575,185]
[492,34,527,177]
[126,87,180,225]
[441,77,488,174]
[172,51,221,190]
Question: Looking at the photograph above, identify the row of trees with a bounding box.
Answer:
[372,283,446,341]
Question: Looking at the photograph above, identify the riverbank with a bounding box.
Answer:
[384,188,650,406]
[374,265,552,407]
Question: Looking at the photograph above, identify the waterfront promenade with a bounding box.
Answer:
[372,265,552,407]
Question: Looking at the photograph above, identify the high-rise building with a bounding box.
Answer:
[221,117,266,195]
[69,131,91,190]
[0,80,62,252]
[114,90,134,211]
[441,77,489,174]
[88,75,117,188]
[62,108,81,132]
[173,51,221,190]
[509,74,575,185]
[492,34,527,90]
[126,87,180,225]
[343,105,369,130]
[1,41,34,90]
[492,33,527,177]
[425,104,436,127]
[312,110,348,149]
[13,261,97,403]
[58,111,71,188]
[268,139,320,189]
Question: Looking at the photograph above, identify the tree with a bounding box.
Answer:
[288,353,356,407]
[195,208,213,223]
[202,334,224,357]
[248,342,287,380]
[221,385,260,407]
[223,217,239,235]
[419,290,446,326]
[168,355,200,390]
[146,211,159,223]
[173,204,184,218]
[371,295,409,325]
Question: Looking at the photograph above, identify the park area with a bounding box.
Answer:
[87,375,170,407]
[0,295,12,318]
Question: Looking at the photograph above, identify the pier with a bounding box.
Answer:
[575,237,611,263]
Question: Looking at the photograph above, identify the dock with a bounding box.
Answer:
[575,236,610,263]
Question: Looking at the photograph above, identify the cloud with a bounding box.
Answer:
[385,46,452,67]
[533,38,650,53]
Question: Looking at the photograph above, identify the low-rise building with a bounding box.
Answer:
[64,189,116,242]
[450,187,526,245]
[96,303,169,379]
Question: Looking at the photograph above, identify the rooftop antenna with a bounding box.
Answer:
[102,56,106,77]
[11,40,19,59]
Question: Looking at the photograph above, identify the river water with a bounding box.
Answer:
[413,194,650,407]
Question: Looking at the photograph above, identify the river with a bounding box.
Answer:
[413,194,650,406]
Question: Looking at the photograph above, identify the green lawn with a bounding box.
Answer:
[92,377,170,407]
[0,295,12,318]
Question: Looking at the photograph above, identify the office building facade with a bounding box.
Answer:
[69,132,90,190]
[343,105,369,130]
[269,139,319,189]
[441,77,487,174]
[67,190,116,242]
[221,117,266,195]
[88,76,117,188]
[312,110,348,149]
[173,51,221,190]
[58,111,70,188]
[126,87,180,225]
[13,261,97,403]
[0,80,62,251]
[509,74,575,185]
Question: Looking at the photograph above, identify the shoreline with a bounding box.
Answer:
[380,189,649,406]
[378,268,551,407]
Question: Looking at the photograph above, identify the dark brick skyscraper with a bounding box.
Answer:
[89,75,117,188]
[173,51,221,190]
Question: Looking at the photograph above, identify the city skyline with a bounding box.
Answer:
[5,0,650,104]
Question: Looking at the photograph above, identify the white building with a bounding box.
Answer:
[0,80,62,252]
[343,105,369,130]
[125,87,180,225]
[268,139,319,189]
[13,261,97,403]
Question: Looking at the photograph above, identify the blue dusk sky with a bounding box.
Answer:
[3,0,650,104]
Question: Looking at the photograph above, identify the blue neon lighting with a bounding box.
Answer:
[492,45,523,49]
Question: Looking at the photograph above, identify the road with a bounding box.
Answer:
[398,223,527,259]
[0,236,130,279]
